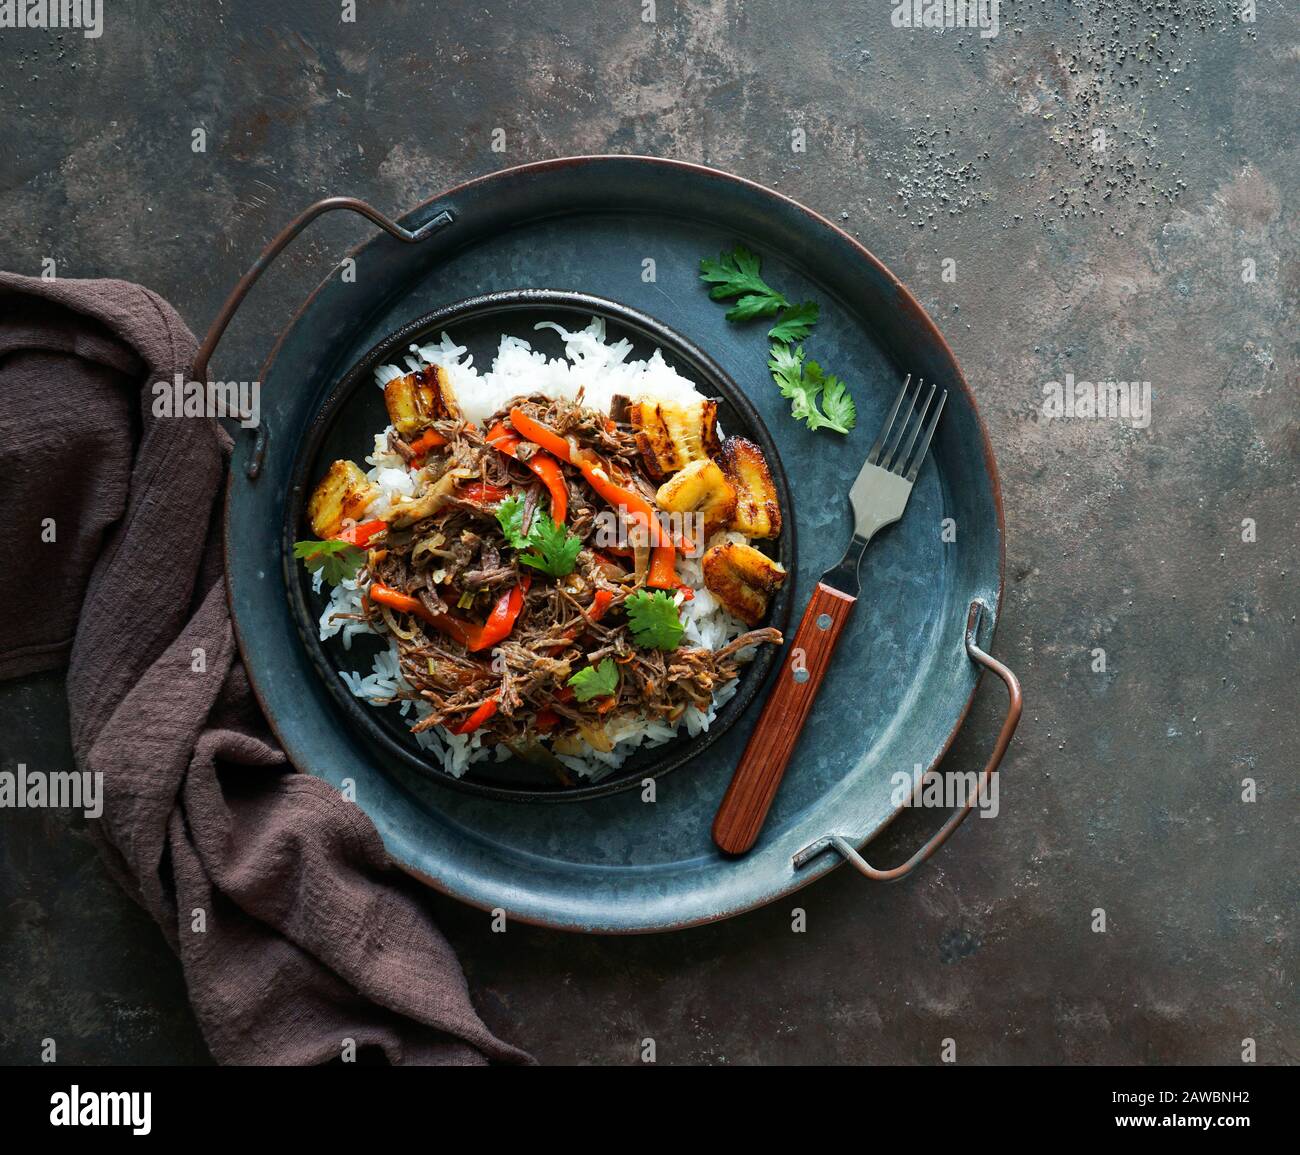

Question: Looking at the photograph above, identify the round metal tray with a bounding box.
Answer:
[215,157,1009,932]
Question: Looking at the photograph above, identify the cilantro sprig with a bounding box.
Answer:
[624,589,685,651]
[293,538,365,586]
[496,495,582,578]
[568,658,620,702]
[518,512,583,578]
[767,300,820,344]
[698,245,789,321]
[700,245,857,435]
[767,344,857,436]
[496,494,532,550]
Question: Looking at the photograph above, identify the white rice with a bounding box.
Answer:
[320,316,756,781]
[375,314,712,427]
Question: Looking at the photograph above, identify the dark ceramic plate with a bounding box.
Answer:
[286,291,795,802]
[222,157,1005,932]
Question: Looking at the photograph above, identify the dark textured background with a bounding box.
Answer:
[1,0,1295,1064]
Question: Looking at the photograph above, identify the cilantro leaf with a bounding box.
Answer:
[496,494,532,549]
[567,657,620,702]
[624,589,685,651]
[699,246,788,320]
[498,496,582,577]
[820,374,858,434]
[767,344,857,435]
[293,538,365,586]
[768,343,819,424]
[723,293,788,322]
[518,511,583,578]
[767,301,820,344]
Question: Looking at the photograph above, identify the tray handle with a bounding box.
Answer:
[791,600,1022,881]
[193,196,455,478]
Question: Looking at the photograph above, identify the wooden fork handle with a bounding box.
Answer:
[712,582,856,855]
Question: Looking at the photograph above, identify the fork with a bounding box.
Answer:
[712,374,948,855]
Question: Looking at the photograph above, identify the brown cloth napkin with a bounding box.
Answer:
[0,272,532,1066]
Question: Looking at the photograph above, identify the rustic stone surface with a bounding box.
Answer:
[0,1,1294,1064]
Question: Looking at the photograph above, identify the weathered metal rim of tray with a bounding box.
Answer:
[222,155,1007,933]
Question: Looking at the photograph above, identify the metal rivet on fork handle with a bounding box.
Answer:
[816,614,832,629]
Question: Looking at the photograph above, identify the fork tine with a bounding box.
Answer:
[904,388,947,482]
[891,381,936,474]
[866,373,911,465]
[879,378,921,471]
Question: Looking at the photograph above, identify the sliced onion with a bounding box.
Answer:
[411,532,452,566]
[551,735,585,756]
[577,721,614,753]
[381,605,419,640]
[632,539,651,582]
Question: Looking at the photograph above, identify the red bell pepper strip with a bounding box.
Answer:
[457,481,508,505]
[411,421,481,464]
[367,582,423,616]
[368,578,528,652]
[336,518,387,548]
[534,708,561,733]
[647,545,678,590]
[573,458,659,534]
[407,427,447,462]
[368,582,475,648]
[452,696,499,735]
[486,421,519,450]
[506,408,571,460]
[467,576,530,652]
[587,588,615,622]
[524,452,568,524]
[486,420,568,524]
[508,408,681,567]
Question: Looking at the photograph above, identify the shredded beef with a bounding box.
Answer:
[357,395,783,748]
